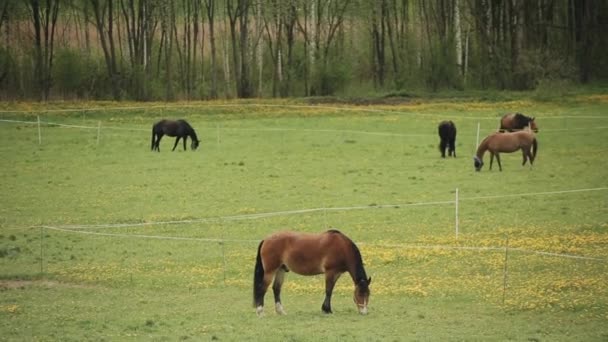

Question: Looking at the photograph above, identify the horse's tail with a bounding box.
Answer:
[253,240,265,307]
[150,127,155,151]
[532,137,538,160]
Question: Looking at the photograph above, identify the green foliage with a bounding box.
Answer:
[53,49,86,98]
[311,61,351,96]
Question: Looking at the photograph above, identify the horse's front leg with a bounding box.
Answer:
[489,153,494,170]
[272,268,287,315]
[495,153,502,171]
[522,149,529,166]
[322,272,341,314]
[183,137,187,151]
[172,137,181,151]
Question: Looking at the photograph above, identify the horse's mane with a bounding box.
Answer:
[513,113,531,125]
[178,119,199,142]
[327,229,368,283]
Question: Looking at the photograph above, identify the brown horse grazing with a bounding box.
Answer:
[253,229,371,316]
[438,120,457,158]
[499,113,538,132]
[474,130,538,171]
[151,119,200,152]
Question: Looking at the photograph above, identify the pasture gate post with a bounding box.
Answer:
[37,115,42,145]
[455,188,459,238]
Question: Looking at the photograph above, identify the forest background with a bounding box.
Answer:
[0,0,607,101]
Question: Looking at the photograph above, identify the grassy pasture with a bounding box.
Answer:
[0,95,607,341]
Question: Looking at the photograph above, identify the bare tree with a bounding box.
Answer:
[28,0,61,100]
[90,0,121,99]
[204,0,218,98]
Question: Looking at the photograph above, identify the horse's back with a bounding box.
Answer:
[153,119,187,136]
[514,130,535,144]
[499,113,515,130]
[438,120,456,138]
[487,130,534,152]
[260,231,348,276]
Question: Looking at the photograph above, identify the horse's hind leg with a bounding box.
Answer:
[255,271,276,317]
[439,139,447,158]
[183,137,187,151]
[489,153,494,170]
[154,134,163,152]
[272,268,287,315]
[172,137,180,151]
[522,149,529,166]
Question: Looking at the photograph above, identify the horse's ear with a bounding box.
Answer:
[367,277,372,285]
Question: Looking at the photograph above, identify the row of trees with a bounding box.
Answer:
[1,0,607,101]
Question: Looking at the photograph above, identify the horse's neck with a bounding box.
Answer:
[475,140,488,159]
[189,130,198,142]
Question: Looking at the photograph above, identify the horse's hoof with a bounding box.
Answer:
[275,303,286,315]
[256,306,264,317]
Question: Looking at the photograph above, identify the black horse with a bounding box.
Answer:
[151,119,200,152]
[438,120,457,158]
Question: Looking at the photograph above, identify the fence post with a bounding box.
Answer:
[37,115,42,145]
[455,188,459,238]
[502,234,510,306]
[216,123,221,148]
[39,226,44,277]
[475,122,480,149]
[96,121,101,145]
[220,219,227,286]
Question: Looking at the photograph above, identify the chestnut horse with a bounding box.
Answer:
[499,113,538,132]
[474,130,538,171]
[253,229,371,316]
[438,120,457,158]
[151,119,200,152]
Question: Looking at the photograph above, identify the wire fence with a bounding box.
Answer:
[35,185,608,263]
[0,105,608,312]
[30,185,606,310]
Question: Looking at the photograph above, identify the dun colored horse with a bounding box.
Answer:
[151,119,200,152]
[438,120,457,158]
[253,229,371,316]
[474,130,538,171]
[499,113,538,132]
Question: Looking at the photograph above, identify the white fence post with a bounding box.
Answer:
[96,121,101,145]
[502,234,510,305]
[217,123,221,147]
[475,122,480,149]
[455,188,459,238]
[37,115,42,145]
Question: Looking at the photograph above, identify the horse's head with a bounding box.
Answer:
[353,277,371,315]
[473,156,484,171]
[191,139,200,150]
[528,118,538,133]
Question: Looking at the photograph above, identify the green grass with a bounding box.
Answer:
[0,95,607,340]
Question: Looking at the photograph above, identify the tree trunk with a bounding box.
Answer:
[205,0,218,99]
